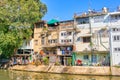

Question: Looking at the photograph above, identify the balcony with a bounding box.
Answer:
[57,42,73,46]
[57,51,72,56]
[42,43,57,48]
[76,23,89,29]
[110,19,120,26]
[20,46,33,49]
[20,40,33,49]
[60,26,74,30]
[48,27,58,31]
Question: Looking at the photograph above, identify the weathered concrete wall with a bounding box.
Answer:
[10,65,48,72]
[10,65,112,76]
[48,66,111,75]
[10,65,120,76]
[111,67,120,76]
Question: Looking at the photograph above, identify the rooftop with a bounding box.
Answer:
[74,7,120,18]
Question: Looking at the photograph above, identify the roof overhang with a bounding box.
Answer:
[109,12,120,15]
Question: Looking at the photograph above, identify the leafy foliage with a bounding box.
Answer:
[42,57,49,65]
[0,0,47,58]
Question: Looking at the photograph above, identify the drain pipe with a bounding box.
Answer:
[99,32,108,51]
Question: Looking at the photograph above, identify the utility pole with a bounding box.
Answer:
[88,0,91,12]
[88,0,94,63]
[89,15,93,64]
[108,13,113,75]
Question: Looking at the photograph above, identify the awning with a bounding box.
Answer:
[47,19,59,25]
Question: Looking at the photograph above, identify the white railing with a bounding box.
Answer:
[76,24,89,29]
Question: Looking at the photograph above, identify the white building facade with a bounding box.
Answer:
[74,8,112,66]
[74,7,120,66]
[109,12,120,66]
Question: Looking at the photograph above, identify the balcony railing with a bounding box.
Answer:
[60,26,74,30]
[74,7,117,18]
[57,51,72,56]
[76,23,89,29]
[42,43,58,47]
[48,27,58,31]
[57,42,73,46]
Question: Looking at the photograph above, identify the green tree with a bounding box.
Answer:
[0,0,47,58]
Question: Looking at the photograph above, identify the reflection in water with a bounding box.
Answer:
[0,70,120,80]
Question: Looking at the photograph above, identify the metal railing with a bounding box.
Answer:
[74,7,119,18]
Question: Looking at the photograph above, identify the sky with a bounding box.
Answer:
[41,0,120,21]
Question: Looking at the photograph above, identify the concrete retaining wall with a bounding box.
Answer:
[10,65,120,76]
[48,66,111,75]
[111,67,120,76]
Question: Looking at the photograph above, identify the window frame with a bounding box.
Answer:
[83,55,89,60]
[83,37,91,43]
[34,40,38,45]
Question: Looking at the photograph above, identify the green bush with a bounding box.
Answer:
[42,57,49,65]
[55,62,60,66]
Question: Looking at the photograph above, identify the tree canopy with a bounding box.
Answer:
[0,0,47,58]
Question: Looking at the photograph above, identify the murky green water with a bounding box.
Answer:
[0,70,120,80]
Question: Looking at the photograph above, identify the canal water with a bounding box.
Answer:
[0,70,120,80]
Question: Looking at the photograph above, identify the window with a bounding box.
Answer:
[114,47,120,52]
[48,40,52,44]
[25,40,30,46]
[94,16,104,23]
[50,40,52,43]
[77,37,81,41]
[64,32,66,36]
[48,39,57,44]
[114,48,117,51]
[67,32,72,36]
[113,36,117,41]
[112,28,116,32]
[111,15,120,20]
[34,40,38,45]
[117,36,120,40]
[55,39,57,43]
[92,55,97,63]
[36,23,44,28]
[48,40,50,43]
[69,39,72,42]
[41,37,45,45]
[113,35,120,41]
[83,37,91,43]
[83,55,89,60]
[61,33,64,36]
[115,15,118,19]
[118,48,120,51]
[112,28,120,32]
[64,40,66,42]
[53,39,56,43]
[61,32,68,36]
[61,40,63,43]
[76,18,89,24]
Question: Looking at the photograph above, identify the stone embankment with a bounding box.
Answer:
[9,65,120,76]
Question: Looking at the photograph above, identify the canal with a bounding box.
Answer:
[0,70,120,80]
